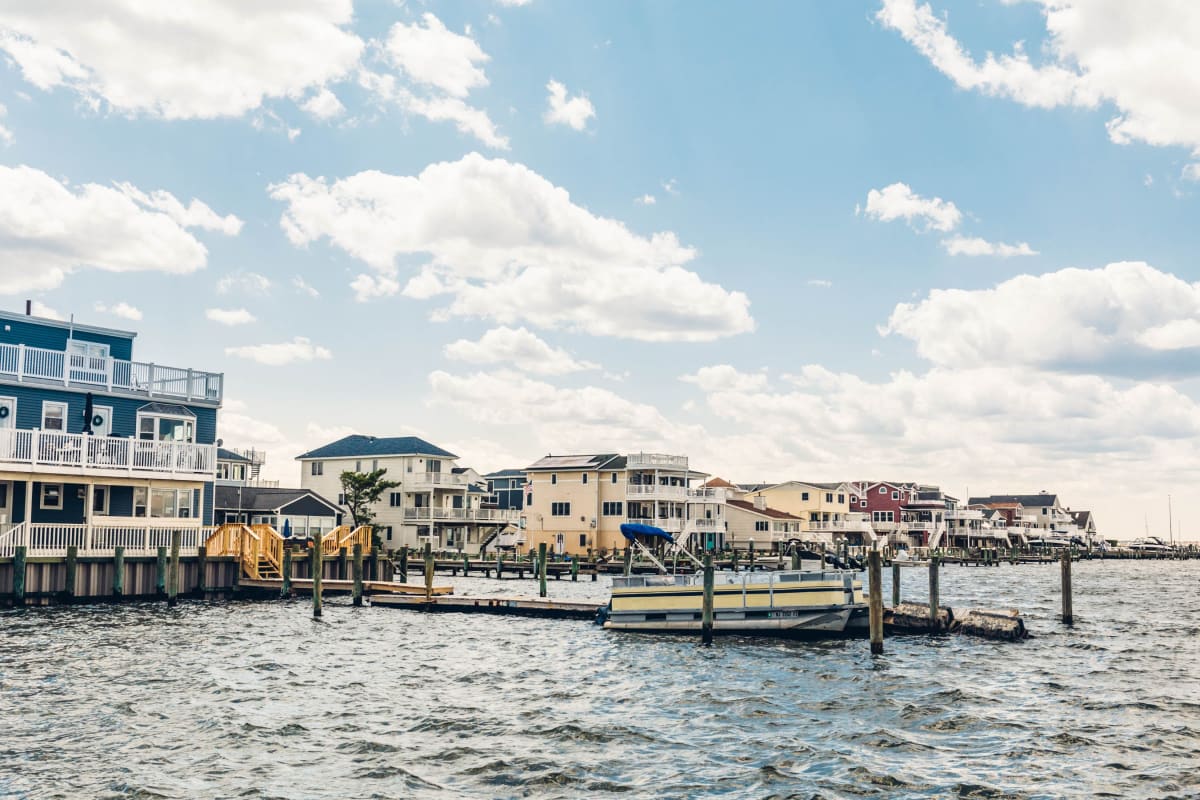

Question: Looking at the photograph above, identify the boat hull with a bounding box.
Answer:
[605,604,867,637]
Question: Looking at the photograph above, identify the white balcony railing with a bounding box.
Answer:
[626,453,689,470]
[689,518,723,531]
[625,517,684,533]
[0,343,222,404]
[0,522,209,559]
[402,507,519,522]
[404,471,468,488]
[687,487,727,501]
[626,484,688,500]
[0,429,215,477]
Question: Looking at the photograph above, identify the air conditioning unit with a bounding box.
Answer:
[589,518,597,528]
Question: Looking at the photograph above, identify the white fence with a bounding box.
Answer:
[403,507,520,522]
[0,342,222,403]
[0,522,210,558]
[0,429,215,476]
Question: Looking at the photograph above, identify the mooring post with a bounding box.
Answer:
[399,548,409,583]
[64,545,77,601]
[462,552,470,577]
[1060,548,1073,624]
[571,555,579,581]
[167,529,181,607]
[281,546,293,597]
[369,547,379,582]
[701,554,714,646]
[820,542,827,569]
[155,546,167,596]
[196,545,207,594]
[790,549,800,570]
[748,540,755,571]
[338,547,348,581]
[495,549,502,579]
[113,546,125,598]
[12,545,26,606]
[892,561,901,607]
[352,542,364,607]
[928,555,940,626]
[423,542,434,603]
[311,539,322,618]
[623,547,632,576]
[538,542,548,598]
[868,548,884,655]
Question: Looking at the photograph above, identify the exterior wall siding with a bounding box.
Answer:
[0,383,216,443]
[0,317,135,361]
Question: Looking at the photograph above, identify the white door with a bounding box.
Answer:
[90,406,112,437]
[0,398,13,429]
[0,480,9,527]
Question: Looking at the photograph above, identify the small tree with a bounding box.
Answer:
[339,469,401,539]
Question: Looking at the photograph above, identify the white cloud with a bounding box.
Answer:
[444,326,598,375]
[543,80,595,131]
[30,300,61,320]
[225,337,332,366]
[0,102,11,144]
[680,365,769,392]
[93,301,142,321]
[216,271,271,295]
[365,13,507,149]
[350,273,401,302]
[634,194,656,205]
[270,153,754,342]
[292,276,320,298]
[205,307,256,326]
[807,279,833,288]
[883,261,1200,376]
[941,236,1038,257]
[662,178,679,195]
[0,0,363,120]
[0,164,225,294]
[496,0,532,6]
[301,87,345,120]
[115,183,243,235]
[862,182,962,232]
[878,0,1200,156]
[1183,163,1200,182]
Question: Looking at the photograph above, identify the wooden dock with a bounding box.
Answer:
[370,594,602,620]
[240,578,452,596]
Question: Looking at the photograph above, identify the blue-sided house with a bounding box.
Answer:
[0,307,222,557]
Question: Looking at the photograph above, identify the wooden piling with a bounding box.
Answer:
[281,546,293,597]
[892,561,901,607]
[352,543,364,607]
[701,554,714,646]
[868,549,884,655]
[12,545,26,605]
[495,549,502,579]
[538,542,548,598]
[571,555,579,581]
[748,540,755,571]
[928,556,939,625]
[623,547,632,576]
[369,548,378,582]
[399,548,409,583]
[155,546,167,596]
[196,545,207,594]
[462,552,470,576]
[113,547,125,598]
[423,542,434,602]
[338,547,348,581]
[311,540,322,618]
[790,550,800,570]
[167,529,180,608]
[64,545,77,601]
[1060,548,1073,624]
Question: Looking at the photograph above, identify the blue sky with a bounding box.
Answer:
[2,1,1199,538]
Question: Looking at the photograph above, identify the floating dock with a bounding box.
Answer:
[370,594,601,620]
[240,578,452,596]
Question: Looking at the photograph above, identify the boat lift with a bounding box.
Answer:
[620,523,704,573]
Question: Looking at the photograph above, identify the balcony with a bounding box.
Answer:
[0,343,222,404]
[402,507,520,522]
[0,429,215,478]
[626,484,688,501]
[404,471,468,489]
[626,453,688,470]
[625,517,684,533]
[689,518,724,531]
[687,487,727,502]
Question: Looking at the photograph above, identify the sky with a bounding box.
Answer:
[2,0,1200,540]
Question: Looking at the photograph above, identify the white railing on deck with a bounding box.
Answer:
[0,522,210,558]
[0,429,214,476]
[627,453,689,470]
[402,507,519,522]
[405,471,467,487]
[626,484,688,499]
[0,342,222,403]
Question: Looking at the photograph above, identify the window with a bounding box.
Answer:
[389,492,402,507]
[311,461,323,476]
[551,474,557,485]
[487,481,494,493]
[579,534,588,548]
[134,487,193,518]
[892,491,900,500]
[838,493,845,504]
[40,483,63,510]
[754,520,768,532]
[582,473,588,485]
[385,526,393,541]
[338,493,346,505]
[551,502,571,516]
[611,472,617,484]
[428,460,441,473]
[138,414,194,442]
[41,401,67,432]
[879,486,887,494]
[93,486,109,515]
[527,492,533,506]
[602,501,623,516]
[372,460,378,471]
[825,493,833,503]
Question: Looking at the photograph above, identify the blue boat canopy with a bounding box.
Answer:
[620,523,674,543]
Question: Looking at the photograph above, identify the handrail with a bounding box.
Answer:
[321,525,351,556]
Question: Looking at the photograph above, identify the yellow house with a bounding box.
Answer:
[742,481,850,539]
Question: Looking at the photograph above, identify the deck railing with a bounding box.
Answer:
[0,522,209,558]
[402,508,519,522]
[0,429,214,476]
[0,342,222,403]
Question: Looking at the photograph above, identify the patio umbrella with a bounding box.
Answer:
[82,393,94,435]
[282,519,292,539]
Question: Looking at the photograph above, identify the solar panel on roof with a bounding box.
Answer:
[539,456,601,467]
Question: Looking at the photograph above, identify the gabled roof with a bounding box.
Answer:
[1071,510,1093,526]
[296,435,456,461]
[746,480,847,492]
[703,477,736,489]
[217,448,252,463]
[969,493,1060,508]
[214,485,341,515]
[524,453,623,471]
[485,468,526,479]
[138,402,196,417]
[727,498,804,520]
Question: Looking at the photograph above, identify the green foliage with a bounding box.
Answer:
[339,468,401,530]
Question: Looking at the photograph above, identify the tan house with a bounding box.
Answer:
[725,496,806,552]
[741,481,851,536]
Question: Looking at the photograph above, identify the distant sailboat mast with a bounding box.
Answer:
[1168,494,1174,546]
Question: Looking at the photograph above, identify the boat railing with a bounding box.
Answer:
[612,569,856,590]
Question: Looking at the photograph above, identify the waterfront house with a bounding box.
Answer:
[214,447,340,537]
[521,452,723,556]
[735,481,868,544]
[724,495,805,552]
[967,493,1076,536]
[484,468,525,511]
[0,306,220,558]
[296,435,517,552]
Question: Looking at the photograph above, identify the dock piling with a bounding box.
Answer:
[167,529,180,607]
[623,547,632,576]
[892,561,900,607]
[64,546,77,601]
[399,548,409,583]
[352,542,363,607]
[868,548,884,655]
[155,546,167,596]
[571,555,579,581]
[538,542,548,598]
[1060,548,1073,624]
[311,540,322,618]
[112,547,125,598]
[701,554,714,646]
[790,549,800,570]
[281,547,292,597]
[928,556,940,625]
[338,547,348,581]
[424,542,433,602]
[12,545,26,606]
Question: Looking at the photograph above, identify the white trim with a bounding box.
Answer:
[136,410,195,443]
[41,400,68,432]
[92,484,110,515]
[91,404,113,437]
[40,482,64,510]
[0,396,14,429]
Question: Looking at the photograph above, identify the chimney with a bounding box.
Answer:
[25,299,31,316]
[754,494,767,511]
